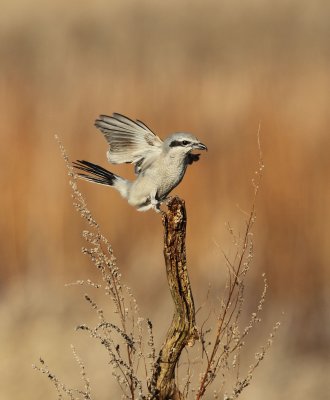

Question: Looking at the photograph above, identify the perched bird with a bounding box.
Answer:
[73,113,207,212]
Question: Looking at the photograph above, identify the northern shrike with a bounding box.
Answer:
[73,113,207,212]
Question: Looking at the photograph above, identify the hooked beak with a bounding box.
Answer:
[194,142,208,151]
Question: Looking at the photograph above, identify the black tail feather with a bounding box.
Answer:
[72,160,117,186]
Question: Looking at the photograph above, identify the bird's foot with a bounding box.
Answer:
[151,199,161,213]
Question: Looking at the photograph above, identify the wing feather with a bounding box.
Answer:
[95,113,163,173]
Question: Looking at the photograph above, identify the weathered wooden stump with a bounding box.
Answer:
[151,197,198,399]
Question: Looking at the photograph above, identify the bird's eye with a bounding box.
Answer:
[182,140,190,146]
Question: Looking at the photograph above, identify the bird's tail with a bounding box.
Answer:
[72,160,129,198]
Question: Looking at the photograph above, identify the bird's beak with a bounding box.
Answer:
[194,142,208,151]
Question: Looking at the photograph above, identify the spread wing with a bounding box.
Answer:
[95,113,163,174]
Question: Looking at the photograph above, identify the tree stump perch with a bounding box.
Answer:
[151,196,198,399]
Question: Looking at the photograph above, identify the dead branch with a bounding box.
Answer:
[150,197,198,399]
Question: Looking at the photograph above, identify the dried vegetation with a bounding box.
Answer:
[33,139,279,399]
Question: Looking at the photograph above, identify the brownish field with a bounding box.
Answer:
[1,1,329,399]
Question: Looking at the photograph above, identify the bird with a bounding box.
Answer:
[73,113,207,212]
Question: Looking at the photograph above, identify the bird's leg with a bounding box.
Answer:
[152,204,161,213]
[150,189,161,213]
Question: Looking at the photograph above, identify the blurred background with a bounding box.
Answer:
[1,0,329,398]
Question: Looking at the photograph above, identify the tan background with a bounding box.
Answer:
[1,0,329,399]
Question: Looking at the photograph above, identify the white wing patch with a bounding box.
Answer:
[95,113,163,174]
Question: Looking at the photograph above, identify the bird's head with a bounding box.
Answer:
[165,133,207,158]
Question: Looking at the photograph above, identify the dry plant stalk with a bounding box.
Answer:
[34,137,154,399]
[191,131,281,399]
